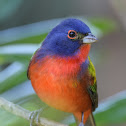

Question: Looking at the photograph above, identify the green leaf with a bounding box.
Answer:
[0,109,29,126]
[0,33,47,46]
[89,18,117,35]
[94,99,126,126]
[0,69,27,93]
[0,54,31,65]
[0,0,22,21]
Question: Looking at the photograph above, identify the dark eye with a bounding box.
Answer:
[68,30,77,39]
[69,31,76,37]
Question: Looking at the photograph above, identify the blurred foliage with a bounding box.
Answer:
[89,18,117,35]
[0,17,125,126]
[0,95,72,126]
[0,0,22,22]
[0,94,126,126]
[0,69,27,93]
[95,99,126,126]
[0,33,48,46]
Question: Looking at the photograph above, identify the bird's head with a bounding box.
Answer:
[41,18,97,57]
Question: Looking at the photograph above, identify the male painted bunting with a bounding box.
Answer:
[27,18,98,126]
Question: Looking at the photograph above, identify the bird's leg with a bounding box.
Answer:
[79,112,84,126]
[29,108,43,126]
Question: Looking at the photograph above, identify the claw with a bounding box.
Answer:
[29,108,43,126]
[79,122,84,126]
[79,112,84,126]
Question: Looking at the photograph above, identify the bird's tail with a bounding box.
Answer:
[85,113,96,126]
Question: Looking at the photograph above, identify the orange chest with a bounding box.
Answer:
[28,44,92,112]
[30,60,91,112]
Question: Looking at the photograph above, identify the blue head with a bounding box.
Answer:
[39,18,97,57]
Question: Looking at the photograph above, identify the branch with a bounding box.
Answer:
[0,97,68,126]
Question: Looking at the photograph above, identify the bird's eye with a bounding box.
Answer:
[68,30,77,39]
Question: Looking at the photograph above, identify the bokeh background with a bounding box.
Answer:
[0,0,126,126]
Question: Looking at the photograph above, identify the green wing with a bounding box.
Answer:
[87,56,98,111]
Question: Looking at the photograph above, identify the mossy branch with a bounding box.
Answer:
[0,97,68,126]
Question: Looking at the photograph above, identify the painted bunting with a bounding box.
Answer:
[27,18,98,126]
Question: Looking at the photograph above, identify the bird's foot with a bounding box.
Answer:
[29,108,43,126]
[78,112,84,126]
[79,122,84,126]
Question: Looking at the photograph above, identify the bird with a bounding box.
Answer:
[27,18,98,126]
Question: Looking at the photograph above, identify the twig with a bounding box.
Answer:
[0,97,68,126]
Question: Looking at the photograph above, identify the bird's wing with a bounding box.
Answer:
[87,56,98,111]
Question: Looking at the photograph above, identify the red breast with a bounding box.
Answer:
[28,44,92,113]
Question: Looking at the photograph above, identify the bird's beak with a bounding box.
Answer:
[83,33,97,44]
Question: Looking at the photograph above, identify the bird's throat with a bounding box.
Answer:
[45,44,91,76]
[77,44,91,62]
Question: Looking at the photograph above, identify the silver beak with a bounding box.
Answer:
[83,33,97,44]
